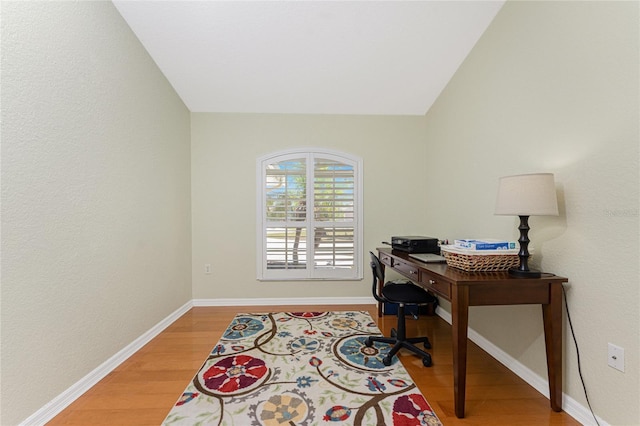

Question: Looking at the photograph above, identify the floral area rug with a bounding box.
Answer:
[162,311,442,426]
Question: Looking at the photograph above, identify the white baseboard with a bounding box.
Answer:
[193,296,377,307]
[20,301,193,426]
[435,306,606,426]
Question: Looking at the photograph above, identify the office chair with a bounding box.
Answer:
[366,251,435,367]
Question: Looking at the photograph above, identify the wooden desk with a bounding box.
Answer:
[377,247,567,418]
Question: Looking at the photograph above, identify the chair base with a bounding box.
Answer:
[366,301,433,367]
[365,334,432,367]
[390,327,431,349]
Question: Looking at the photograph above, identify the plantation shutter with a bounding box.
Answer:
[264,158,308,271]
[313,157,355,271]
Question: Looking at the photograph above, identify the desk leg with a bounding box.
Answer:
[543,282,563,412]
[377,262,385,317]
[452,285,470,418]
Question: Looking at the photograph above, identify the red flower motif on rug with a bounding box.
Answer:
[392,393,441,426]
[202,354,267,393]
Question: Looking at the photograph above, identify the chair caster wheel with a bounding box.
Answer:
[365,337,373,347]
[383,355,393,366]
[423,341,431,349]
[422,357,432,367]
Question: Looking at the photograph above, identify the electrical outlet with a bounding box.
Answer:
[607,343,624,372]
[205,264,212,274]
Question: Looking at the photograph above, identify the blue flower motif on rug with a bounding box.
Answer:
[223,316,265,340]
[289,337,321,354]
[337,335,395,370]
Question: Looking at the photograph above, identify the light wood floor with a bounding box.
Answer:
[48,305,581,425]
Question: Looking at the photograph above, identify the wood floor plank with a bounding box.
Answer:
[47,305,581,425]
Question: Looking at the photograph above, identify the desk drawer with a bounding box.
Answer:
[393,259,420,280]
[379,252,394,268]
[420,273,451,299]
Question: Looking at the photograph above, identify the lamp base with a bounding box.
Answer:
[508,267,541,278]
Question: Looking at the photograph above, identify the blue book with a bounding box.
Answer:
[454,239,517,251]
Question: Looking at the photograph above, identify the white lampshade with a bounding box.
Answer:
[495,173,559,216]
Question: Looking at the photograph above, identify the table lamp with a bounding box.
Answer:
[494,173,559,278]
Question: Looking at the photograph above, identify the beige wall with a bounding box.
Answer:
[1,2,192,424]
[191,113,430,299]
[421,2,639,425]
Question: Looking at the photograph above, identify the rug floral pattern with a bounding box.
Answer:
[163,311,442,426]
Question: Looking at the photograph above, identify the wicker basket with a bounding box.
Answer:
[440,245,521,272]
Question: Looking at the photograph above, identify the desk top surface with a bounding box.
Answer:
[378,247,567,284]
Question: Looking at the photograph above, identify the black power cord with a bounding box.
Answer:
[562,284,601,426]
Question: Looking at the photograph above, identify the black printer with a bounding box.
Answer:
[390,236,440,254]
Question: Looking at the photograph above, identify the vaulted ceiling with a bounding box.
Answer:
[113,1,504,115]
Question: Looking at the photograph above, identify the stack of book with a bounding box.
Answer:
[453,239,517,251]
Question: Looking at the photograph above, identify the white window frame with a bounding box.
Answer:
[256,147,363,281]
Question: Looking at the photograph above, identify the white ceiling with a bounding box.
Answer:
[113,1,504,116]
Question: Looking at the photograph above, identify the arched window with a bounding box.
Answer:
[257,148,363,280]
